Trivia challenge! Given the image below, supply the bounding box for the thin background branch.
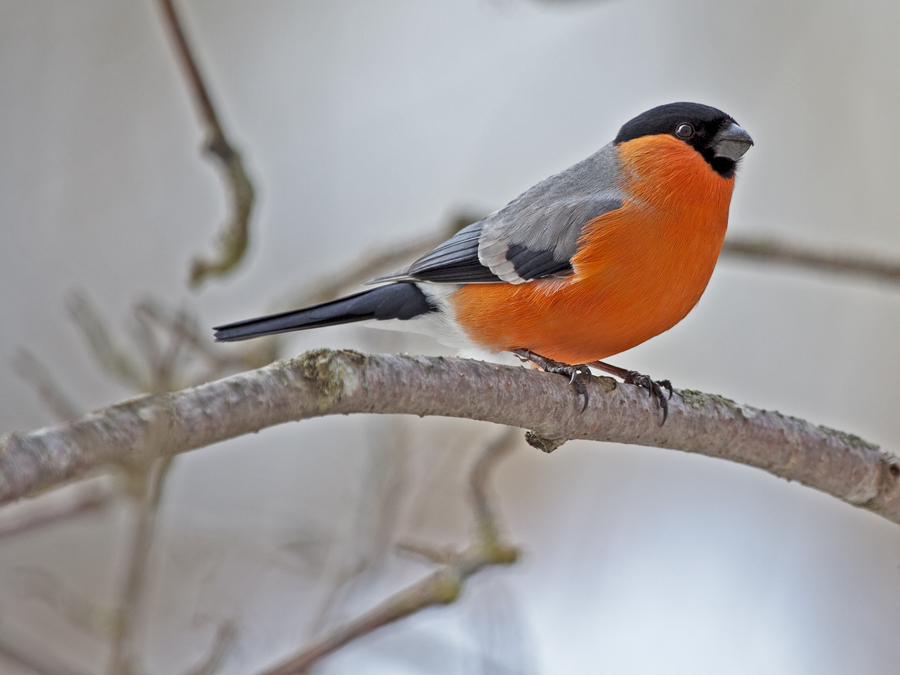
[106,457,173,675]
[0,475,115,541]
[157,0,256,287]
[14,351,82,423]
[258,427,520,675]
[721,235,900,284]
[0,631,86,675]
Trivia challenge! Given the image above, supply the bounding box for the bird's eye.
[675,123,694,139]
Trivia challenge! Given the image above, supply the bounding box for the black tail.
[213,282,437,342]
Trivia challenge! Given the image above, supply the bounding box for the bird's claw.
[623,371,671,424]
[513,349,592,412]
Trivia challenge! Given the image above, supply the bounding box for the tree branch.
[14,351,83,423]
[721,235,900,284]
[1,350,898,525]
[283,212,479,309]
[0,630,86,675]
[157,0,256,287]
[0,475,115,540]
[106,457,174,675]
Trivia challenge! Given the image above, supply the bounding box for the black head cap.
[614,102,752,179]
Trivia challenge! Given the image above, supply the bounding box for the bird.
[214,102,753,422]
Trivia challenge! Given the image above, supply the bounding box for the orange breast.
[450,135,736,364]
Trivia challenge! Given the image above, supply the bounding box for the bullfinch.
[214,102,753,420]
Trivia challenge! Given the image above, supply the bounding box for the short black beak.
[713,122,753,161]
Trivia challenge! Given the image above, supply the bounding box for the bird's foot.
[512,348,592,412]
[623,371,673,424]
[590,360,673,425]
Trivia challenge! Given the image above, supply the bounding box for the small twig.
[156,0,256,287]
[106,457,175,675]
[0,631,86,675]
[469,427,518,546]
[721,235,900,284]
[287,212,477,309]
[148,308,192,391]
[0,475,115,541]
[14,351,82,422]
[396,541,458,566]
[256,428,519,675]
[16,567,120,639]
[181,621,238,675]
[65,293,256,394]
[67,293,146,391]
[131,305,166,389]
[135,300,263,383]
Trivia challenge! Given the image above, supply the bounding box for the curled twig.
[156,0,256,287]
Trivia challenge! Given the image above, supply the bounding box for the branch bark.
[1,350,898,523]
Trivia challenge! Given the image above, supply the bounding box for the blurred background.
[2,0,900,673]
